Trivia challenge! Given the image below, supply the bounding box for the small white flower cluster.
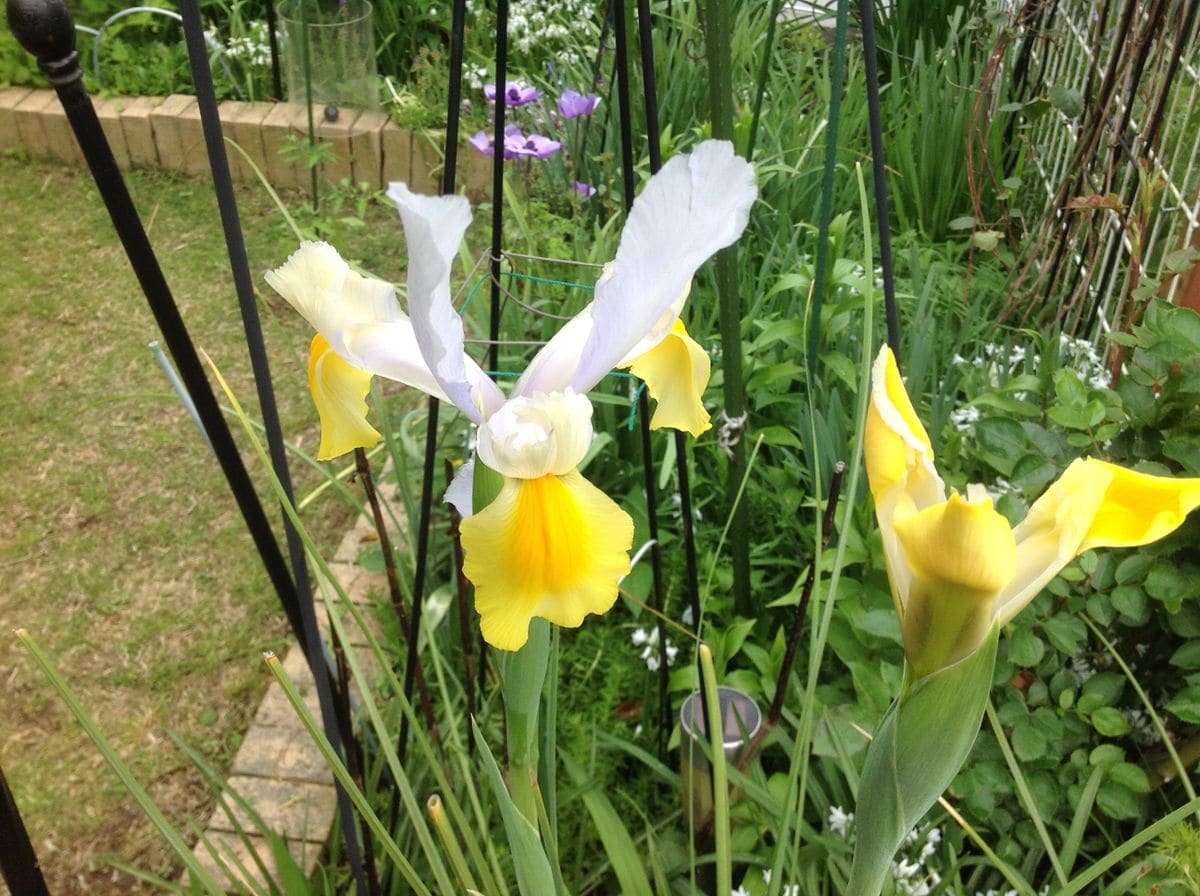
[988,476,1015,500]
[223,21,273,68]
[828,804,854,838]
[888,825,944,896]
[465,63,489,91]
[951,332,1111,438]
[762,869,799,896]
[466,0,598,61]
[1067,655,1097,685]
[1123,707,1162,746]
[1058,334,1110,391]
[949,404,981,433]
[631,626,678,672]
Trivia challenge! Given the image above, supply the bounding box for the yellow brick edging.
[0,88,490,196]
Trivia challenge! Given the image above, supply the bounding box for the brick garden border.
[0,87,491,195]
[189,507,396,888]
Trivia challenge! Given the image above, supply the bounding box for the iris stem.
[500,618,551,825]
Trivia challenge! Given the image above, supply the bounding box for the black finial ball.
[323,105,339,123]
[6,0,76,62]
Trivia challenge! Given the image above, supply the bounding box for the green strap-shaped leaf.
[847,626,1000,896]
[471,718,557,895]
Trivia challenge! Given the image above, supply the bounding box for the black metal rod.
[634,0,685,759]
[263,0,283,100]
[441,0,468,197]
[175,2,369,888]
[476,0,510,705]
[398,0,469,769]
[488,0,510,376]
[0,762,49,896]
[5,0,310,657]
[857,0,900,356]
[616,0,713,763]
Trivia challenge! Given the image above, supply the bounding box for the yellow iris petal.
[864,346,936,498]
[1079,458,1200,550]
[894,492,1016,677]
[624,319,712,437]
[461,470,634,651]
[997,457,1200,625]
[307,333,381,460]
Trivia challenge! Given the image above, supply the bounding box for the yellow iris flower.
[866,345,1200,678]
[266,141,757,650]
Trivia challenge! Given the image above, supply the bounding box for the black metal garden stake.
[857,0,901,356]
[0,761,50,896]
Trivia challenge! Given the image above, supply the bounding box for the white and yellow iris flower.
[867,345,1200,678]
[266,140,757,650]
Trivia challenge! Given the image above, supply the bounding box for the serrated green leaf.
[1008,628,1045,667]
[1090,744,1124,767]
[1109,762,1151,794]
[1145,565,1194,613]
[1111,586,1149,624]
[1012,721,1047,762]
[1049,85,1084,117]
[1096,782,1139,819]
[1167,685,1200,723]
[1091,706,1131,736]
[1115,554,1155,585]
[1042,615,1087,655]
[1170,641,1200,669]
[1081,672,1125,709]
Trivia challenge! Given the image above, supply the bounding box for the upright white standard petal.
[566,140,757,392]
[513,308,594,397]
[388,183,506,421]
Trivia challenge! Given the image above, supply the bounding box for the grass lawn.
[0,151,404,894]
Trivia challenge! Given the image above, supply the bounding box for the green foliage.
[0,27,41,88]
[926,301,1200,882]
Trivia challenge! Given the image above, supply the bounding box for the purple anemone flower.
[467,131,495,157]
[483,81,543,106]
[469,127,561,160]
[572,181,597,199]
[557,89,600,119]
[503,125,561,160]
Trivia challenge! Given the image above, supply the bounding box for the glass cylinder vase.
[280,0,378,112]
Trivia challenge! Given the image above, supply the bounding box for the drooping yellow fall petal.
[624,319,712,437]
[996,457,1200,626]
[307,333,380,460]
[893,491,1015,676]
[461,470,634,651]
